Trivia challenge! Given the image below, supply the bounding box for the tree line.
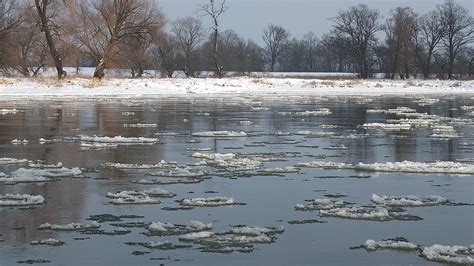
[0,0,472,79]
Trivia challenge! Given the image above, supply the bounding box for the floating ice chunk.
[0,158,29,165]
[371,194,448,207]
[192,131,248,137]
[0,194,45,206]
[296,161,353,169]
[320,207,391,221]
[230,226,285,236]
[102,160,177,169]
[296,199,347,211]
[79,135,159,144]
[142,241,191,250]
[28,162,63,168]
[0,108,18,115]
[80,143,118,150]
[30,238,64,246]
[279,109,331,116]
[123,123,157,128]
[355,161,474,174]
[39,221,100,231]
[149,167,207,178]
[260,167,300,174]
[147,221,212,236]
[0,167,82,184]
[296,131,336,137]
[362,238,418,251]
[239,121,253,126]
[109,196,160,205]
[192,152,262,171]
[386,107,417,115]
[180,197,237,207]
[430,125,459,139]
[324,144,349,150]
[143,188,176,198]
[422,244,474,264]
[11,139,28,145]
[179,231,215,241]
[132,177,202,185]
[362,123,412,131]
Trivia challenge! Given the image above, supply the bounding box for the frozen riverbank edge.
[0,77,473,99]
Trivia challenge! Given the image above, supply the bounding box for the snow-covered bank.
[0,77,473,99]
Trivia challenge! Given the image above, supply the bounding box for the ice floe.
[361,123,412,131]
[11,139,28,145]
[106,188,175,205]
[146,221,212,236]
[0,108,18,115]
[355,161,474,174]
[0,158,29,165]
[295,199,348,211]
[296,161,353,169]
[371,194,448,207]
[0,167,82,184]
[102,161,177,169]
[192,152,262,171]
[278,109,331,116]
[79,135,159,144]
[319,206,422,221]
[421,244,474,264]
[0,194,45,206]
[30,238,65,246]
[123,123,157,128]
[192,131,248,137]
[39,221,101,231]
[179,197,237,207]
[356,237,418,251]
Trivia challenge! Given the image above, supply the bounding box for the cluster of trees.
[0,0,472,79]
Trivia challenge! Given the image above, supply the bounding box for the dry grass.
[404,80,425,88]
[374,83,384,88]
[344,80,362,87]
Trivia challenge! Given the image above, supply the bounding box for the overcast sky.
[158,0,473,43]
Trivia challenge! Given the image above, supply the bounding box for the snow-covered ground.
[0,77,473,99]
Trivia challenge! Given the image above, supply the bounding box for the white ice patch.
[0,194,45,206]
[230,226,285,236]
[362,123,412,131]
[80,142,118,150]
[147,221,212,235]
[0,167,82,184]
[179,231,215,241]
[363,238,418,251]
[260,167,300,174]
[11,139,28,145]
[296,198,347,211]
[30,238,64,246]
[79,135,159,144]
[296,161,353,169]
[0,158,29,165]
[106,188,174,204]
[355,161,474,174]
[123,123,157,128]
[180,197,236,207]
[320,206,391,221]
[192,152,262,171]
[102,160,177,169]
[422,244,474,264]
[239,121,253,126]
[192,131,248,137]
[0,108,18,115]
[39,221,100,231]
[371,194,448,207]
[149,167,207,178]
[279,109,331,116]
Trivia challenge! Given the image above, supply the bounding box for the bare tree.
[34,0,66,79]
[302,32,319,72]
[331,4,381,79]
[152,33,179,78]
[438,0,473,79]
[76,0,165,79]
[198,0,226,78]
[172,16,204,77]
[0,0,22,72]
[415,9,445,79]
[262,24,289,72]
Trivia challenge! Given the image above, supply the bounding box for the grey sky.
[158,0,473,43]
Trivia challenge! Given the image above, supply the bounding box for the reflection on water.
[0,95,473,265]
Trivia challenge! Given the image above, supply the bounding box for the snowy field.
[0,90,473,265]
[0,77,473,99]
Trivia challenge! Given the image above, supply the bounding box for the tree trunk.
[34,0,65,80]
[93,59,106,79]
[212,26,223,78]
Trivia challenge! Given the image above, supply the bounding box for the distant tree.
[0,0,22,73]
[198,0,226,78]
[415,9,445,79]
[262,24,289,72]
[34,0,66,79]
[152,33,179,78]
[76,0,165,79]
[384,7,418,79]
[331,4,381,78]
[172,16,204,77]
[302,32,319,72]
[438,0,474,79]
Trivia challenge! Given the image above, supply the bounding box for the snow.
[1,78,473,99]
[0,193,45,206]
[355,161,474,174]
[371,194,448,207]
[39,221,100,231]
[363,238,418,251]
[192,131,248,137]
[422,244,474,264]
[180,197,237,207]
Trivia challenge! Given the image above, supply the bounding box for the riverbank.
[0,77,473,99]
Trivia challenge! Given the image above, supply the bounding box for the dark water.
[0,95,473,266]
